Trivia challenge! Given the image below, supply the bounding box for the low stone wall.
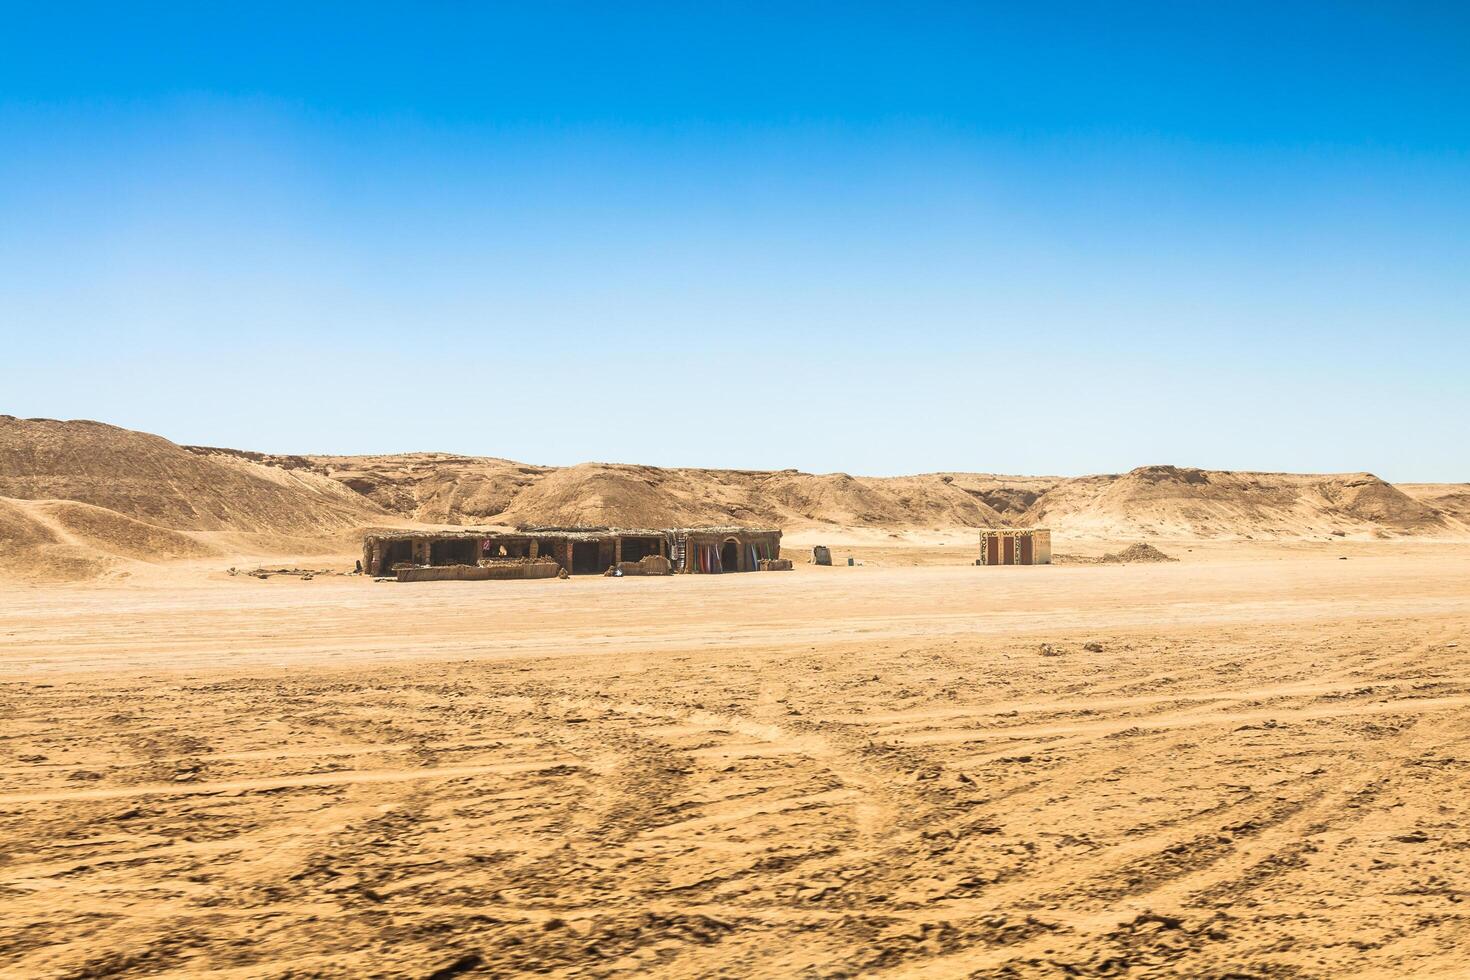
[760,558,794,571]
[611,555,674,576]
[395,560,561,583]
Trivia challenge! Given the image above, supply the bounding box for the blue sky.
[2,3,1467,479]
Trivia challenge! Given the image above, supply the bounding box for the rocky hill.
[1,417,1464,580]
[311,454,1463,541]
[1012,465,1454,539]
[309,455,1008,530]
[0,416,385,580]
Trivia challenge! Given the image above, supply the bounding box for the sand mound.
[1101,542,1178,563]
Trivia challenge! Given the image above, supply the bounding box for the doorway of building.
[378,540,413,574]
[1019,535,1034,565]
[1002,537,1016,565]
[571,541,601,575]
[720,539,740,573]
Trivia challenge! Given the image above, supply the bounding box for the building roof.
[365,525,781,544]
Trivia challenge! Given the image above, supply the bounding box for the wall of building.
[978,530,1052,566]
[679,531,782,572]
[369,529,778,577]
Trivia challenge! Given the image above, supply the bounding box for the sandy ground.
[3,544,1470,977]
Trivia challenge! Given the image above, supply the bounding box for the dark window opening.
[430,539,478,566]
[484,539,531,559]
[620,536,662,562]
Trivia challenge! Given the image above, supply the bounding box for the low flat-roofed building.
[362,526,782,578]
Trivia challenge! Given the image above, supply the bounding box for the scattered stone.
[1054,543,1178,565]
[238,567,341,580]
[1083,642,1104,652]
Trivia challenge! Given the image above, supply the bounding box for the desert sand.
[5,540,1470,977]
[5,416,1470,976]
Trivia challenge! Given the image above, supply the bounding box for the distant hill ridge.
[0,416,1464,580]
[312,453,1462,540]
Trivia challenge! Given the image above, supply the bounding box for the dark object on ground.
[425,953,485,980]
[1084,641,1104,652]
[812,546,832,566]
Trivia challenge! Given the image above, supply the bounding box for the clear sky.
[2,3,1467,480]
